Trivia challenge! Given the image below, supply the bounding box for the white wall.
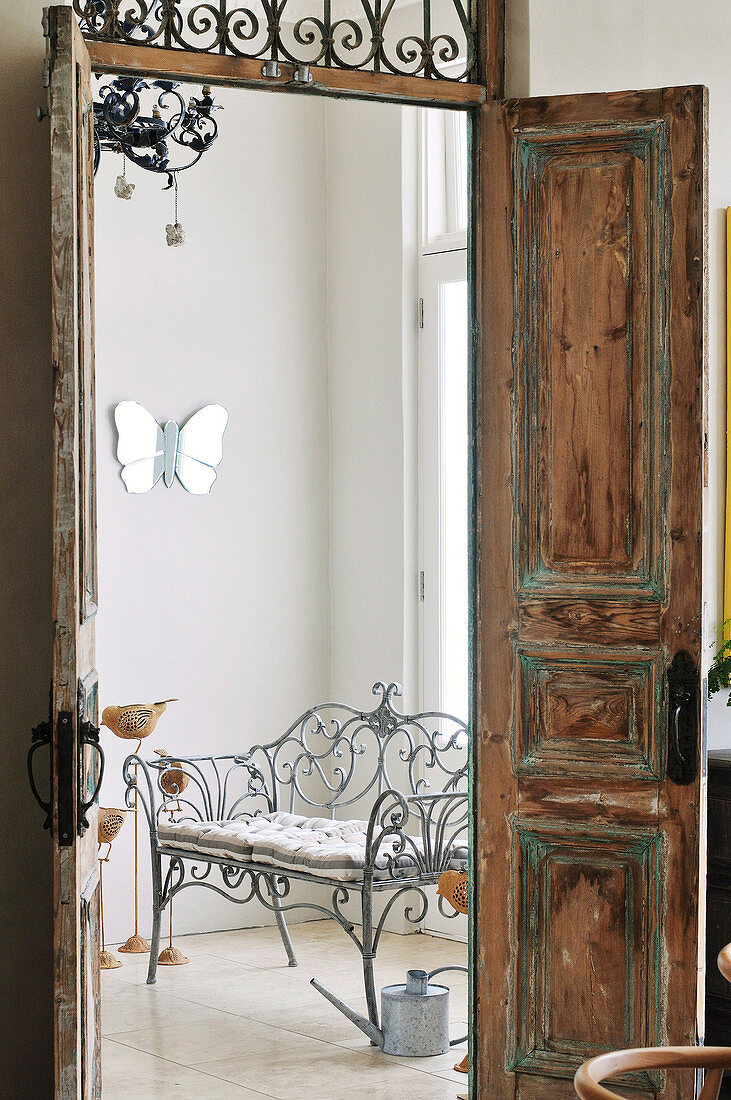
[508,0,731,752]
[325,100,420,716]
[96,87,420,943]
[95,86,333,941]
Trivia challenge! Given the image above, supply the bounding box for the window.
[418,108,469,721]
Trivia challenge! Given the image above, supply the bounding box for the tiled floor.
[102,921,469,1098]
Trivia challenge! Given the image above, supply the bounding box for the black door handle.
[27,720,52,830]
[78,717,104,834]
[667,650,699,785]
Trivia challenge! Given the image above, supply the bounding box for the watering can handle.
[428,966,469,1048]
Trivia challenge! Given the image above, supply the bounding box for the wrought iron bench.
[125,681,468,1027]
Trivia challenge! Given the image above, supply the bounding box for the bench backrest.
[138,681,468,825]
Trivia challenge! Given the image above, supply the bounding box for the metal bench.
[125,681,468,1028]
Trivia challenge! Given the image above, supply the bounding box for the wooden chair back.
[573,1046,731,1100]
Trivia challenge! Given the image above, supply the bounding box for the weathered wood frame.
[50,10,102,1097]
[57,7,707,1100]
[82,0,505,106]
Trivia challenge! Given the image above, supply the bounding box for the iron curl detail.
[93,75,222,182]
[74,0,476,82]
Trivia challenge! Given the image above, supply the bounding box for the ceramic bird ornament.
[101,699,177,750]
[436,869,468,915]
[98,807,126,863]
[98,807,126,848]
[154,747,190,817]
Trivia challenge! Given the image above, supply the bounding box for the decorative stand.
[99,855,122,969]
[98,807,127,969]
[436,869,469,1086]
[158,871,188,966]
[118,752,150,954]
[100,704,177,956]
[155,751,190,966]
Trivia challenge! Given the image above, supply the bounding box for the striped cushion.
[158,811,467,883]
[157,819,255,861]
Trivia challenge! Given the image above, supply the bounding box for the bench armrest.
[364,788,468,878]
[122,751,274,840]
[123,753,160,844]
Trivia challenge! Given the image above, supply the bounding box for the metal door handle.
[78,717,104,833]
[667,651,698,785]
[27,720,52,830]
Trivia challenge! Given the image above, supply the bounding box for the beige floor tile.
[102,924,472,1098]
[101,980,218,1035]
[165,966,330,1017]
[192,1042,461,1100]
[111,952,259,992]
[109,1013,318,1066]
[343,1036,469,1082]
[238,997,372,1045]
[101,1039,269,1097]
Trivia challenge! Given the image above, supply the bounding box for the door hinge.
[418,298,424,329]
[419,570,425,601]
[39,11,53,121]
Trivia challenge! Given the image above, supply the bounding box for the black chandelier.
[93,76,222,243]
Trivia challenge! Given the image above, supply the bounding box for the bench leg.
[361,874,379,1029]
[266,874,297,967]
[146,852,162,985]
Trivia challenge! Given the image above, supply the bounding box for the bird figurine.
[101,699,177,751]
[436,869,468,915]
[98,807,126,859]
[101,697,176,956]
[154,747,189,817]
[97,808,127,970]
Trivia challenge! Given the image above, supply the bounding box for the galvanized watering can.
[310,966,467,1057]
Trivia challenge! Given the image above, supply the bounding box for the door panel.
[49,7,101,1097]
[475,88,706,1098]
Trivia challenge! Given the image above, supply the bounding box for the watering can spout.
[310,978,384,1048]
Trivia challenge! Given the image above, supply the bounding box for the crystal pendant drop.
[114,174,134,200]
[165,222,186,247]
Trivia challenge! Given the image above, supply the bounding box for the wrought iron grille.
[74,0,476,82]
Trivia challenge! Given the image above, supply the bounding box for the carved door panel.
[49,8,102,1098]
[475,88,706,1098]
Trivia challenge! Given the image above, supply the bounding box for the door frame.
[55,7,504,1097]
[52,8,709,1100]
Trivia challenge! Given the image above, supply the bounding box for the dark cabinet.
[707,750,730,1067]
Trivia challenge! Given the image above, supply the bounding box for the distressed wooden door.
[474,88,706,1099]
[49,7,102,1097]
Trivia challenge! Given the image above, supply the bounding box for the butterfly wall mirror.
[114,402,228,494]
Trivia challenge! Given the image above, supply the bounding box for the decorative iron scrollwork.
[74,0,476,83]
[93,77,221,183]
[79,717,105,832]
[28,711,105,840]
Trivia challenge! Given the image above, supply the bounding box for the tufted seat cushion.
[157,810,467,883]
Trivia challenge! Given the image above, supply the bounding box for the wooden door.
[49,8,102,1097]
[474,88,706,1099]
